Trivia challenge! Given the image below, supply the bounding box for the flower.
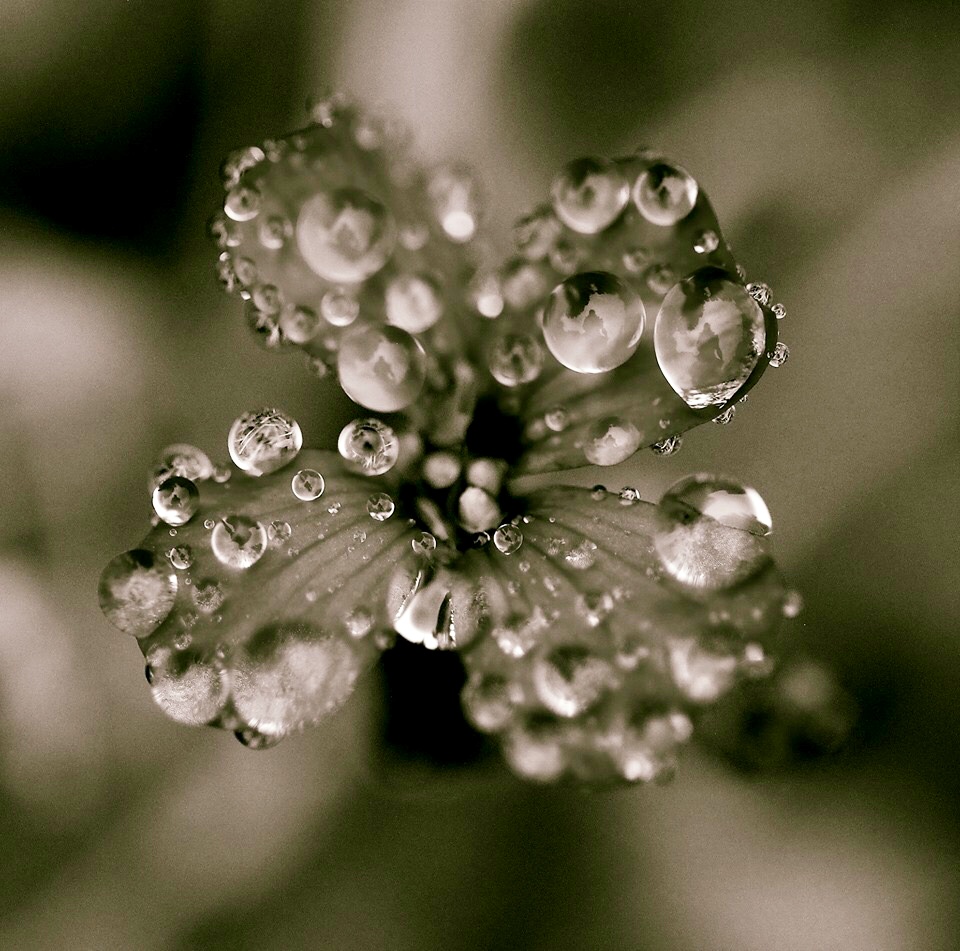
[99,94,799,783]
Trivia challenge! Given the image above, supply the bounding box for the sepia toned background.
[1,1,958,948]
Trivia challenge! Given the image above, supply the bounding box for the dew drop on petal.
[551,157,630,234]
[320,289,360,327]
[693,229,719,254]
[712,405,737,425]
[493,524,523,555]
[210,515,268,569]
[291,468,325,501]
[651,434,682,456]
[193,578,224,614]
[337,417,399,476]
[235,727,281,749]
[152,476,200,526]
[146,645,228,726]
[661,473,772,536]
[366,492,395,521]
[227,408,303,476]
[468,272,505,318]
[279,305,321,344]
[268,519,293,543]
[167,545,193,570]
[224,184,262,222]
[583,416,642,466]
[513,206,562,261]
[633,162,698,226]
[462,672,516,732]
[768,341,790,367]
[296,188,395,283]
[488,333,544,387]
[337,324,426,412]
[543,271,645,373]
[782,589,804,618]
[746,282,772,306]
[654,268,767,410]
[150,443,213,490]
[411,532,437,556]
[668,637,738,703]
[345,608,375,639]
[504,718,567,782]
[532,645,613,717]
[385,273,443,334]
[427,164,480,242]
[98,550,178,636]
[544,406,569,432]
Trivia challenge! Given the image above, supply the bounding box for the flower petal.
[100,450,421,743]
[456,483,789,783]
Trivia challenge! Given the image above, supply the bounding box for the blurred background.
[1,0,958,948]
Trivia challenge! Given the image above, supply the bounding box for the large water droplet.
[660,473,772,536]
[296,188,395,283]
[291,468,325,501]
[654,268,766,409]
[583,417,642,466]
[146,645,228,726]
[488,333,544,387]
[99,549,178,637]
[543,271,645,373]
[152,476,199,527]
[337,324,426,412]
[227,408,303,476]
[532,645,613,717]
[210,515,268,569]
[633,162,698,226]
[551,157,629,234]
[385,273,443,334]
[337,417,399,475]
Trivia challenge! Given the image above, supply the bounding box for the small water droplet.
[645,263,676,295]
[746,282,772,306]
[98,550,178,636]
[296,188,395,283]
[633,162,698,226]
[462,672,516,732]
[712,405,737,425]
[326,501,342,515]
[513,205,562,261]
[279,305,321,344]
[619,486,641,505]
[768,341,790,367]
[488,333,544,387]
[150,444,213,490]
[427,164,480,242]
[337,417,399,476]
[224,184,261,222]
[493,524,523,554]
[584,417,642,466]
[166,545,193,570]
[652,434,682,456]
[621,246,651,272]
[772,302,787,320]
[385,273,443,334]
[291,468,325,501]
[782,589,804,618]
[590,485,608,501]
[668,637,738,702]
[152,476,200,526]
[693,229,719,254]
[412,532,437,556]
[366,492,395,521]
[337,324,426,412]
[210,516,268,569]
[220,145,265,188]
[227,408,303,476]
[564,539,598,570]
[235,727,281,750]
[544,406,569,432]
[203,518,216,530]
[543,271,645,373]
[532,645,613,717]
[268,519,293,542]
[345,608,375,638]
[551,157,629,234]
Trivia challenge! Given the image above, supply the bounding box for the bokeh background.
[1,1,958,948]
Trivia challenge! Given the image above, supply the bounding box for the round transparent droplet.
[167,545,193,570]
[268,519,293,542]
[366,492,395,521]
[661,473,772,536]
[147,645,228,726]
[411,532,437,556]
[99,550,178,636]
[583,417,642,466]
[224,184,261,222]
[150,444,213,490]
[320,289,360,327]
[258,214,292,250]
[768,341,790,367]
[551,157,629,234]
[462,672,515,732]
[468,272,504,319]
[493,524,523,555]
[279,305,321,344]
[633,162,698,226]
[337,417,399,476]
[296,187,396,283]
[385,273,443,334]
[514,205,563,261]
[488,333,544,387]
[651,434,682,456]
[693,229,719,254]
[654,268,767,409]
[192,578,224,613]
[427,164,480,243]
[210,515,268,570]
[337,324,426,412]
[544,406,569,432]
[290,468,325,502]
[543,271,645,373]
[227,408,303,476]
[152,476,200,527]
[532,645,613,717]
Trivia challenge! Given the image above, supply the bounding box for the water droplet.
[258,214,292,250]
[584,417,642,466]
[668,637,738,702]
[712,405,737,425]
[501,260,550,310]
[462,672,516,732]
[167,545,193,570]
[203,518,216,530]
[782,589,804,618]
[493,524,523,554]
[654,268,767,409]
[632,162,698,226]
[385,273,443,334]
[296,188,395,283]
[652,434,682,456]
[227,408,303,476]
[590,485,608,501]
[427,164,480,242]
[532,645,613,717]
[564,539,598,570]
[268,519,293,543]
[772,302,787,320]
[621,246,650,273]
[504,717,566,781]
[544,406,569,432]
[98,550,178,636]
[468,272,504,318]
[661,473,772,536]
[337,417,399,475]
[768,341,790,367]
[224,184,262,222]
[152,476,199,526]
[513,205,562,261]
[746,282,772,306]
[291,468,325,501]
[279,305,321,344]
[326,501,342,515]
[549,239,582,275]
[645,263,676,295]
[337,324,426,412]
[193,578,224,613]
[399,222,429,250]
[220,145,265,188]
[411,532,437,556]
[345,608,375,638]
[150,444,213,490]
[488,333,544,387]
[693,229,719,254]
[366,492,395,521]
[208,213,241,248]
[551,157,629,234]
[210,516,268,569]
[543,271,645,373]
[319,289,360,327]
[235,727,281,750]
